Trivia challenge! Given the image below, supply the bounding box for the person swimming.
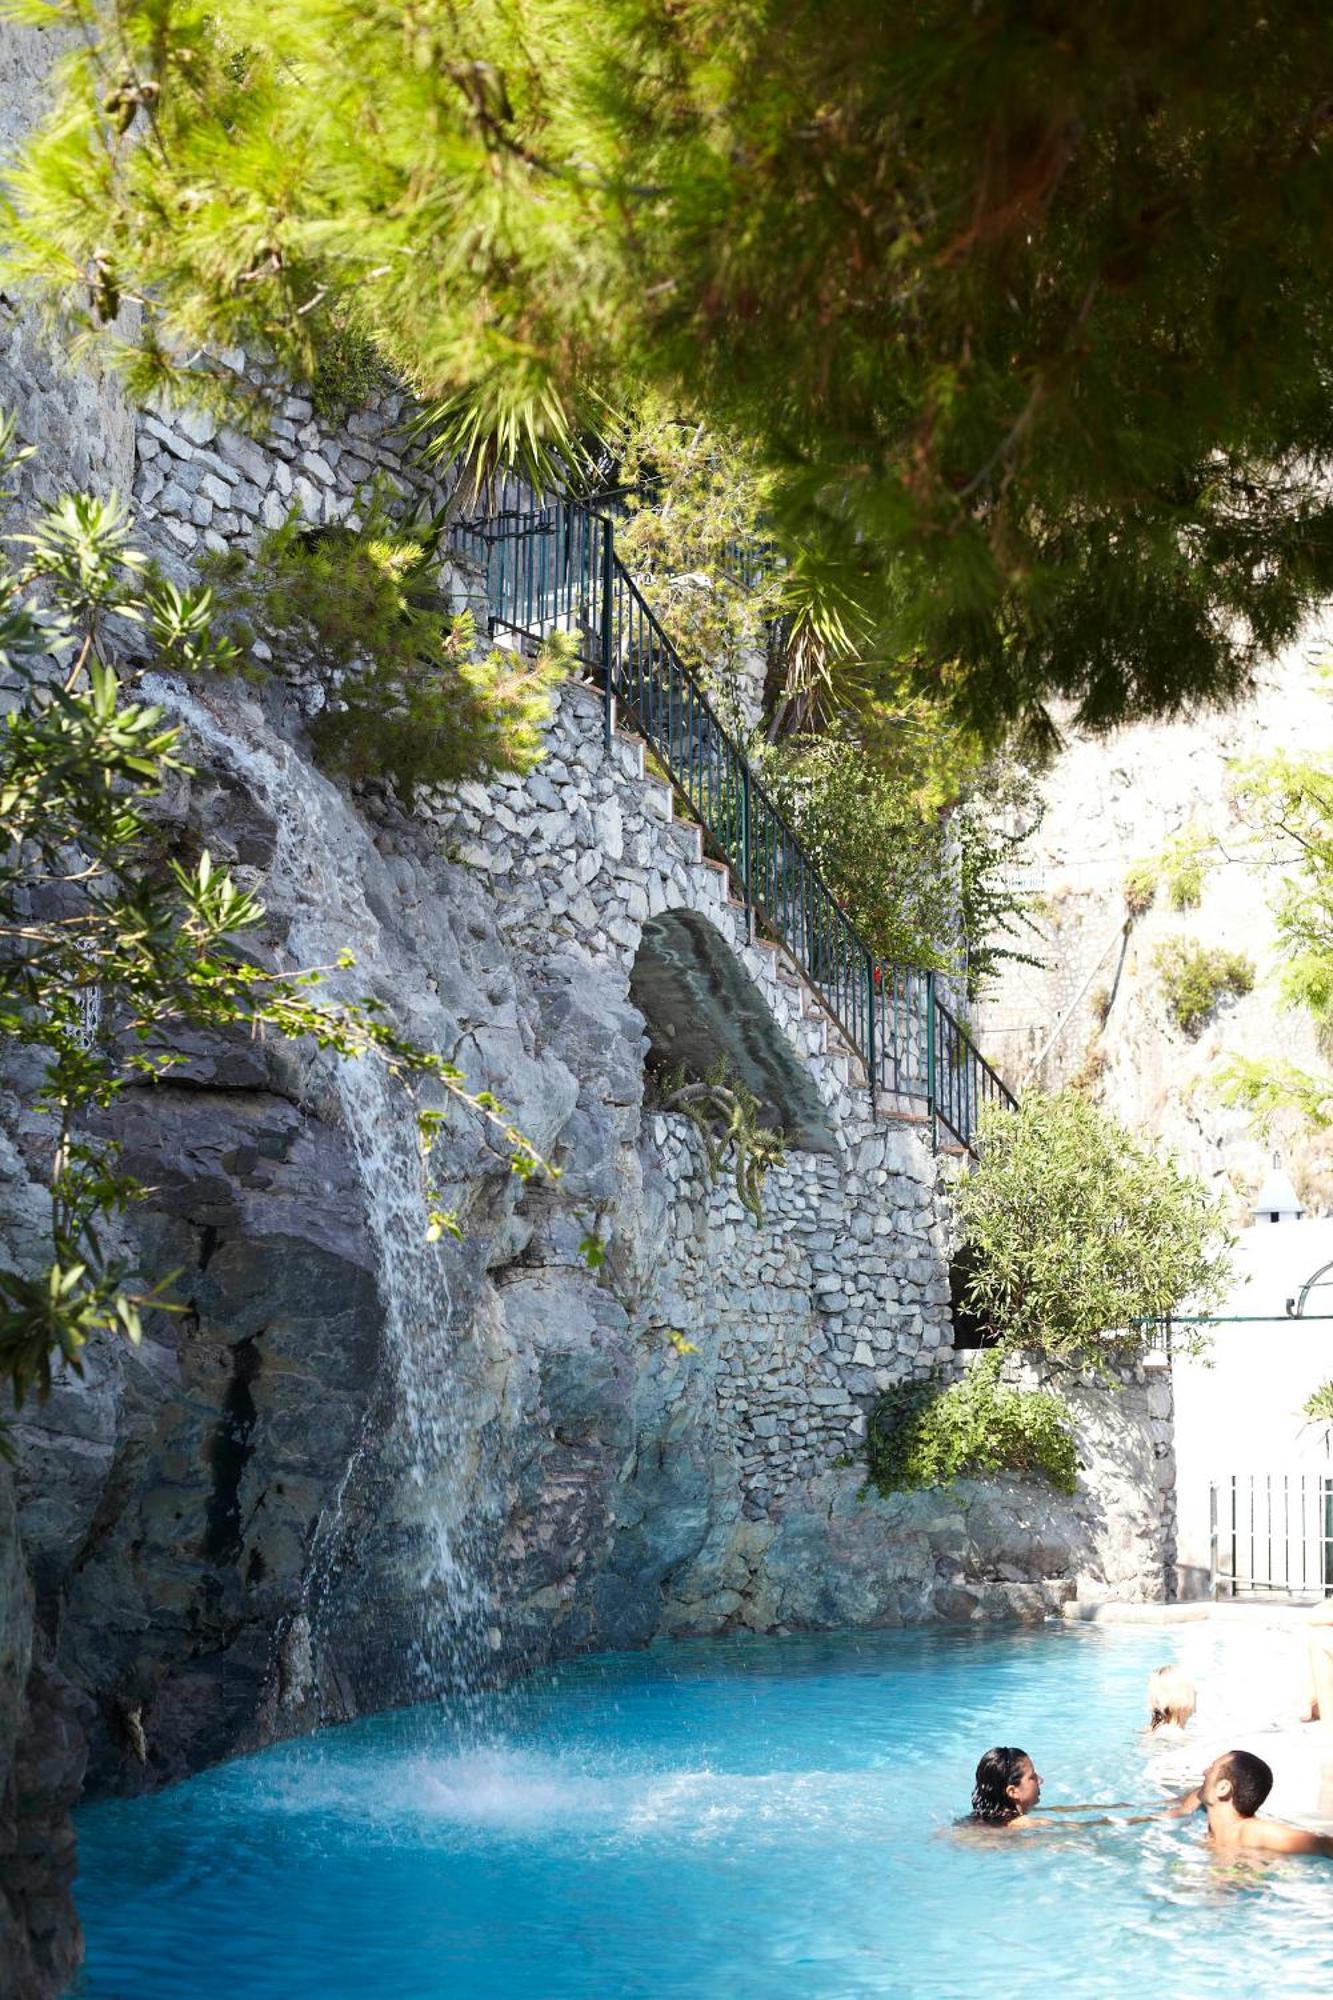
[969,1746,1044,1829]
[1174,1749,1333,1857]
[1146,1664,1196,1734]
[962,1747,1139,1837]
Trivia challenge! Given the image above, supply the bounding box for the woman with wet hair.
[964,1748,1134,1835]
[970,1745,1043,1827]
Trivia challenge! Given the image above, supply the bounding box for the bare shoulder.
[948,1815,1048,1844]
[1243,1818,1333,1857]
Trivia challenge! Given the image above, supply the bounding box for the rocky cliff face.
[974,635,1333,1203]
[0,26,1175,1998]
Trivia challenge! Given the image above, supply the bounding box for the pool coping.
[1063,1599,1327,1629]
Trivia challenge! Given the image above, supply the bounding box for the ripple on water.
[72,1625,1333,2000]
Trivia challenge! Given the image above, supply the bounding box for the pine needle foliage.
[206,509,569,803]
[8,4,1333,738]
[0,419,551,1430]
[865,1352,1077,1497]
[607,405,783,675]
[309,319,391,425]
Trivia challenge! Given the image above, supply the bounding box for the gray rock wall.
[0,27,137,519]
[3,623,1176,1789]
[1,23,138,1994]
[0,437,1179,2000]
[973,637,1333,1204]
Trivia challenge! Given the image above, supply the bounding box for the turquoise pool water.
[71,1624,1333,2000]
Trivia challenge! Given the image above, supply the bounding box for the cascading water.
[143,674,504,1706]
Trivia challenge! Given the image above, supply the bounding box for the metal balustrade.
[1210,1474,1333,1599]
[448,495,1016,1152]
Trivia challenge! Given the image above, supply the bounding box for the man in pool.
[1175,1749,1333,1857]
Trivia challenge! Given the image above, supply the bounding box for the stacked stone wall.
[131,376,448,577]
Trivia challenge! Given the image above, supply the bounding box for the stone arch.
[630,908,839,1151]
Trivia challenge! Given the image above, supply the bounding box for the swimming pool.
[70,1623,1333,2000]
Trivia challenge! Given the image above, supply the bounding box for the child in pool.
[1174,1749,1333,1857]
[1146,1664,1196,1736]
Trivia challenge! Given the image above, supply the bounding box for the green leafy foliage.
[309,319,390,425]
[0,419,551,1428]
[1303,1380,1333,1425]
[1123,861,1157,918]
[657,1060,786,1223]
[603,406,1045,981]
[758,728,956,970]
[1221,731,1333,1123]
[609,404,779,704]
[1153,937,1254,1038]
[759,729,1043,987]
[864,1351,1077,1496]
[206,509,569,802]
[1159,827,1213,913]
[953,1092,1232,1369]
[577,1227,608,1270]
[9,4,1333,739]
[956,771,1047,997]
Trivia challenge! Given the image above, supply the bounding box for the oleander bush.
[953,1091,1231,1370]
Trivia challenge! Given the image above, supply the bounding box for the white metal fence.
[1210,1473,1333,1599]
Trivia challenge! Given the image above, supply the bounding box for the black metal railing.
[448,495,1016,1151]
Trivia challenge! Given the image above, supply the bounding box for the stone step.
[610,731,646,782]
[696,856,734,898]
[665,819,703,865]
[875,1093,930,1126]
[640,780,674,824]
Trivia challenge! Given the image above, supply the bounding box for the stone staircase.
[599,699,930,1125]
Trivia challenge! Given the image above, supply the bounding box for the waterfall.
[143,674,501,1703]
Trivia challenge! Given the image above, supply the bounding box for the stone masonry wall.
[1,24,138,1996]
[133,372,448,580]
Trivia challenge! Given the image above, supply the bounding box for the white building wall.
[1174,1216,1333,1596]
